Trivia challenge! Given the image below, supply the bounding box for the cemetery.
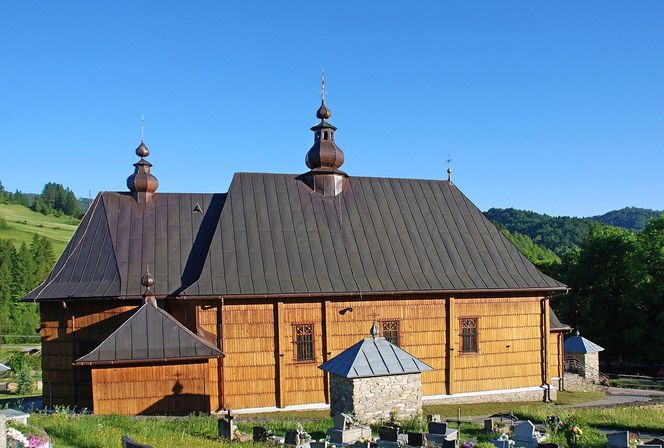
[1,395,663,447]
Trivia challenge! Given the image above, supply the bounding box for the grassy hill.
[0,203,78,255]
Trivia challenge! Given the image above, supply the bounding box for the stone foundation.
[330,373,422,424]
[423,385,556,405]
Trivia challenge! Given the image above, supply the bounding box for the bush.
[6,351,30,372]
[0,217,8,230]
[16,364,33,394]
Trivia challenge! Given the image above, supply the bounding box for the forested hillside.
[485,206,663,256]
[0,180,81,337]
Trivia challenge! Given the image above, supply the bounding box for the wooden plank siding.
[41,294,557,413]
[40,301,139,408]
[453,297,544,393]
[91,360,210,415]
[221,302,277,409]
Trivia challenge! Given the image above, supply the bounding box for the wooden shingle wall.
[91,360,210,415]
[453,297,544,393]
[40,301,139,408]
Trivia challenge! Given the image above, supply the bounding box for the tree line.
[543,218,664,369]
[0,180,84,218]
[0,234,55,337]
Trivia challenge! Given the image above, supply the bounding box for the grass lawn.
[0,203,78,255]
[513,403,664,433]
[14,392,663,448]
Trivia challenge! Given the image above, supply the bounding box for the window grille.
[460,317,478,353]
[294,323,315,362]
[381,320,400,346]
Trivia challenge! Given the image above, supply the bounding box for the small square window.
[381,320,400,346]
[293,323,315,362]
[460,317,479,353]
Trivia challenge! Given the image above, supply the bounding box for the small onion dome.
[127,141,159,195]
[135,142,150,158]
[316,100,332,120]
[141,271,154,289]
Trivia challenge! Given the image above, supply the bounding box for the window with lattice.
[460,317,479,353]
[381,320,400,346]
[293,323,315,362]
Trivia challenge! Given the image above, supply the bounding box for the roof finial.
[127,122,159,199]
[141,113,145,143]
[446,154,453,182]
[141,266,155,300]
[321,66,326,102]
[370,311,380,339]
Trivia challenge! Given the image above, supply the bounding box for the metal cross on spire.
[445,153,453,182]
[141,113,145,143]
[321,66,326,102]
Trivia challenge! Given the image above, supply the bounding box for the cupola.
[302,71,348,197]
[127,139,158,202]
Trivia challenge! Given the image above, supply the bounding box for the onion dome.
[127,140,158,198]
[305,99,345,171]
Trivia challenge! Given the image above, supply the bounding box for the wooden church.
[25,87,569,416]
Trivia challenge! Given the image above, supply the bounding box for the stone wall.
[329,373,422,424]
[569,352,601,382]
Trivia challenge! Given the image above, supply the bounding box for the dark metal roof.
[550,308,571,332]
[25,173,566,301]
[564,333,604,354]
[74,301,222,366]
[319,337,433,378]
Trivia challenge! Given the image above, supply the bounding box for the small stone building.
[319,324,432,424]
[564,330,604,382]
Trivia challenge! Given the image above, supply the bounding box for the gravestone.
[607,431,630,448]
[645,439,664,448]
[122,435,154,448]
[513,421,538,448]
[0,409,29,426]
[427,421,458,446]
[407,432,427,447]
[253,426,271,443]
[328,413,371,444]
[378,426,400,448]
[285,425,312,448]
[0,415,6,448]
[218,411,236,440]
[492,440,511,448]
[484,418,495,433]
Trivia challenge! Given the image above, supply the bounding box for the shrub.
[16,364,33,394]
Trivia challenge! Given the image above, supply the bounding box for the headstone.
[379,426,399,442]
[427,421,458,445]
[645,439,664,448]
[328,413,372,444]
[253,426,270,442]
[218,410,236,440]
[0,416,6,448]
[122,435,154,448]
[607,431,630,448]
[513,421,538,448]
[407,432,426,447]
[484,418,495,433]
[285,430,301,446]
[537,443,559,448]
[0,409,29,426]
[333,413,353,430]
[428,422,448,435]
[492,441,510,448]
[442,440,458,448]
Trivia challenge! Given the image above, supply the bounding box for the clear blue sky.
[1,1,663,217]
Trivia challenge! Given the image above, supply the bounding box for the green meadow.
[0,203,78,255]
